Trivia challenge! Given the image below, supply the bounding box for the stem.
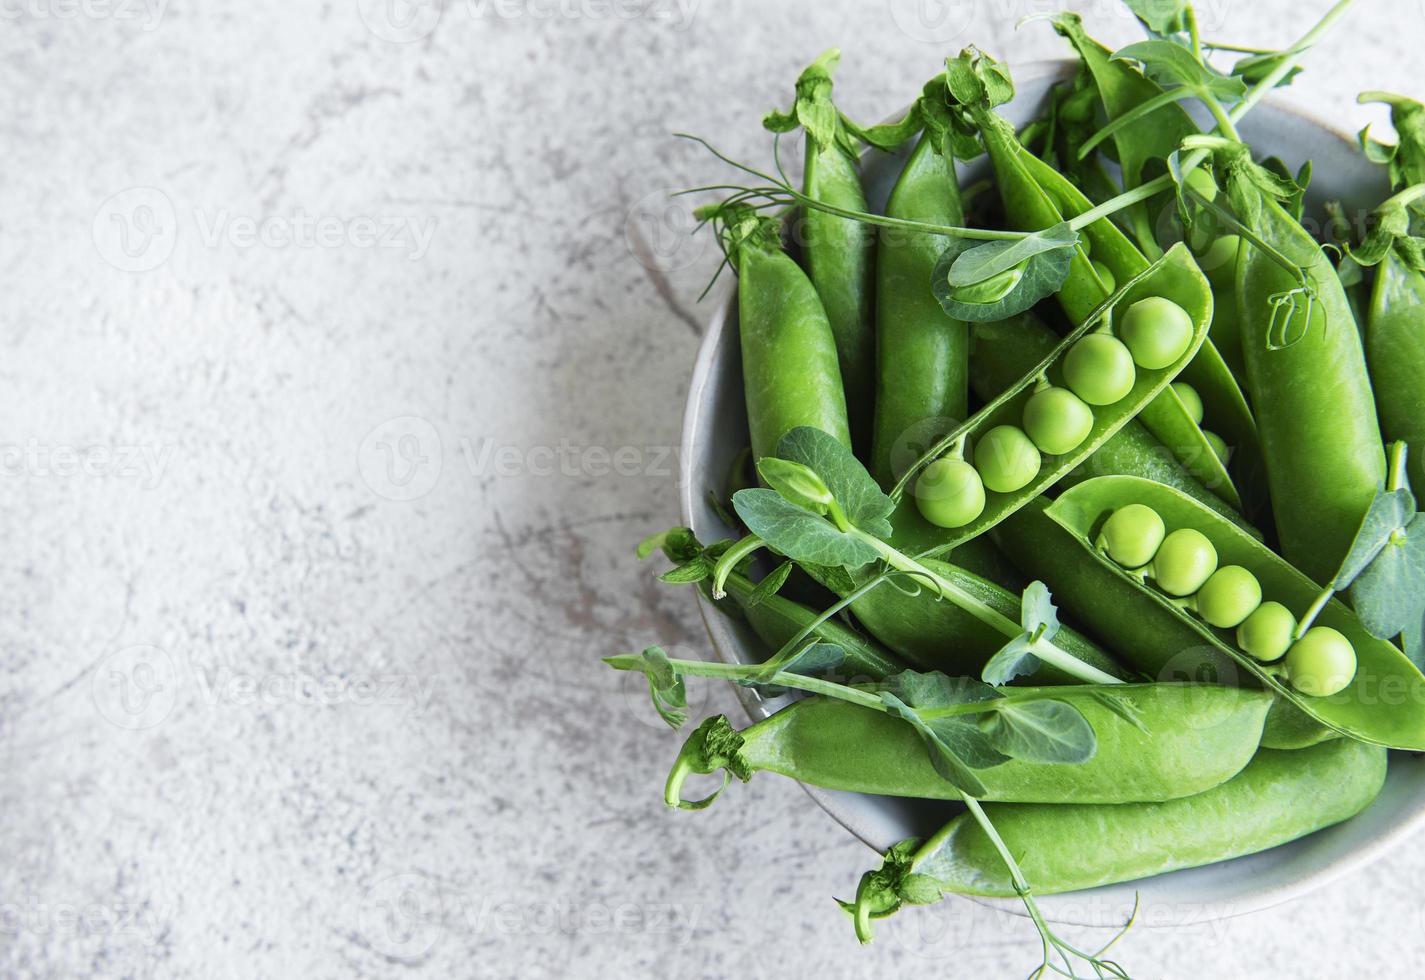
[711,534,764,600]
[1388,441,1408,493]
[757,569,893,674]
[1295,587,1334,639]
[605,653,887,711]
[853,530,1124,686]
[1204,93,1242,143]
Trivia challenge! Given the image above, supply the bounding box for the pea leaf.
[1232,51,1303,90]
[745,561,793,607]
[980,699,1097,764]
[1112,40,1247,102]
[762,49,858,158]
[756,457,834,514]
[980,635,1040,687]
[1120,0,1190,36]
[733,488,879,569]
[946,223,1077,287]
[879,670,1003,710]
[923,716,1011,770]
[1019,580,1061,640]
[1358,93,1425,191]
[775,426,895,537]
[659,558,713,584]
[932,235,1075,322]
[1350,514,1425,665]
[879,692,989,796]
[1331,485,1418,590]
[622,646,688,729]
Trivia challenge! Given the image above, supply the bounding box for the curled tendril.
[1266,284,1317,350]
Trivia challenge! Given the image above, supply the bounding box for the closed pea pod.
[1218,144,1387,583]
[855,738,1385,904]
[764,50,878,454]
[720,210,852,461]
[1366,248,1425,496]
[1046,476,1425,749]
[664,684,1272,808]
[869,130,969,488]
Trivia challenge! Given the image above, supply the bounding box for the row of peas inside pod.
[1099,503,1358,697]
[915,294,1200,529]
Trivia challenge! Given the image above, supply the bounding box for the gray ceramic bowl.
[678,61,1424,927]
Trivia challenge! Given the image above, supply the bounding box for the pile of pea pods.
[610,2,1425,971]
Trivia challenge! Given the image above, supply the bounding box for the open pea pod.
[1019,151,1262,513]
[974,106,1253,509]
[900,243,1211,558]
[1046,475,1425,750]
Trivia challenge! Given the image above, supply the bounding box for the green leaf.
[879,692,989,796]
[775,426,895,537]
[922,715,1011,769]
[1120,0,1190,35]
[1332,486,1418,589]
[880,670,1003,710]
[746,561,793,607]
[733,488,879,569]
[624,646,689,729]
[1358,93,1425,191]
[1112,40,1247,102]
[756,457,834,514]
[1019,580,1061,641]
[944,46,1014,110]
[980,635,1041,687]
[1350,514,1425,664]
[762,49,857,157]
[980,699,1097,764]
[1232,51,1303,90]
[659,558,712,584]
[946,222,1077,286]
[932,234,1075,322]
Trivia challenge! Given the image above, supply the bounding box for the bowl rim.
[676,57,1423,927]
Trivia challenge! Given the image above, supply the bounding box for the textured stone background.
[2,0,1422,977]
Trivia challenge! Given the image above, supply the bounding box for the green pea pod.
[734,231,853,462]
[802,141,877,455]
[863,738,1385,900]
[665,683,1271,807]
[831,556,1124,683]
[869,134,969,487]
[969,312,1252,531]
[719,568,903,681]
[902,243,1212,557]
[974,108,1254,508]
[1366,250,1425,495]
[1050,12,1198,256]
[1260,695,1340,750]
[1232,183,1386,583]
[1202,240,1249,386]
[1046,476,1425,750]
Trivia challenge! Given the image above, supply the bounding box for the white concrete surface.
[1,1,1422,977]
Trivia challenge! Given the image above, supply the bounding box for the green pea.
[1063,334,1136,406]
[1202,429,1230,465]
[1236,601,1297,662]
[1286,627,1358,697]
[1171,382,1204,425]
[974,425,1041,493]
[1152,527,1218,596]
[1091,260,1116,294]
[1022,386,1094,455]
[916,457,986,529]
[1196,565,1262,628]
[1119,297,1195,370]
[1100,504,1165,569]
